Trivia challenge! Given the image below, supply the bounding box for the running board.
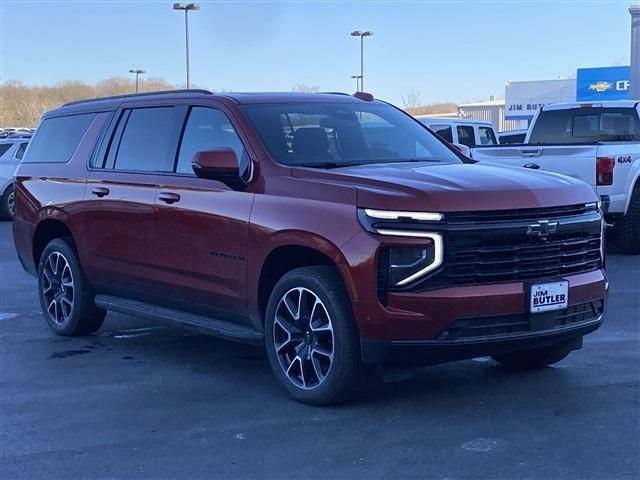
[94,294,263,345]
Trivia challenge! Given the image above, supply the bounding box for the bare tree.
[402,89,423,111]
[292,83,320,93]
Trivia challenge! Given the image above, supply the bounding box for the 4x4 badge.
[527,220,559,239]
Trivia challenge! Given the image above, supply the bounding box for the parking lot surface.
[0,220,638,479]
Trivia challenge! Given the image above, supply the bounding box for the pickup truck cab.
[415,116,498,148]
[13,90,607,405]
[471,101,640,253]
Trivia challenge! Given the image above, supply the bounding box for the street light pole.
[350,30,373,91]
[129,69,145,93]
[173,3,200,89]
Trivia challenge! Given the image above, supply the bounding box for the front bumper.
[359,269,607,366]
[361,313,602,366]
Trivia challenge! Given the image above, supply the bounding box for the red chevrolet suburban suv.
[13,90,607,405]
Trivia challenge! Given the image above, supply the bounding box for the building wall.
[457,104,527,132]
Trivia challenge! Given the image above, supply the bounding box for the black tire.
[37,238,106,336]
[0,185,14,220]
[264,266,366,405]
[614,186,640,254]
[492,340,575,370]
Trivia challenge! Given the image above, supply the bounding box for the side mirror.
[192,148,246,190]
[452,143,471,157]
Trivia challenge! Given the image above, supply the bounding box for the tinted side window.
[456,125,475,147]
[0,144,11,158]
[499,133,526,145]
[15,142,28,160]
[114,107,176,172]
[176,107,249,176]
[478,127,497,145]
[23,113,95,163]
[430,125,453,143]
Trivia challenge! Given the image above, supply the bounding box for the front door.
[153,105,254,320]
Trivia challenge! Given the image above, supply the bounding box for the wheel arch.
[255,239,356,327]
[32,218,76,271]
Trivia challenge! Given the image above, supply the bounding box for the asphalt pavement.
[1,220,638,480]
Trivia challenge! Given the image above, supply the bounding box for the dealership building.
[457,65,632,132]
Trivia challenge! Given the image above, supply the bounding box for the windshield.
[242,102,462,167]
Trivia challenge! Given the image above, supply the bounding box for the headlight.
[359,208,445,287]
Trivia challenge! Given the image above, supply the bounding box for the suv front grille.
[441,231,602,286]
[434,299,604,341]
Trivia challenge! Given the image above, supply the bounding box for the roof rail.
[318,92,350,96]
[62,89,214,107]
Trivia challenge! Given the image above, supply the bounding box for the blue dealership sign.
[576,66,630,101]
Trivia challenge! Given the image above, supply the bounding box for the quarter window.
[23,113,95,163]
[15,142,28,160]
[176,107,249,176]
[113,107,176,172]
[0,144,11,158]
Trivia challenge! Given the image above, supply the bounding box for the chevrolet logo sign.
[588,81,613,93]
[527,220,559,239]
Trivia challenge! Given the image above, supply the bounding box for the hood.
[291,162,598,212]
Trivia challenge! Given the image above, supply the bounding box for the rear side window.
[0,144,11,157]
[430,125,453,143]
[478,126,497,145]
[499,133,527,145]
[23,113,95,163]
[529,107,640,144]
[456,125,475,147]
[113,107,176,172]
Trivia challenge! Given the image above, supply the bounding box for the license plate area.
[529,281,569,314]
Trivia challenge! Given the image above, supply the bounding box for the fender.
[623,158,640,214]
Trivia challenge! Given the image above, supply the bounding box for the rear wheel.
[492,340,575,370]
[0,185,14,220]
[614,186,640,254]
[265,266,366,405]
[38,239,106,336]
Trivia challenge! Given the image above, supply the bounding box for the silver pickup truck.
[471,101,640,253]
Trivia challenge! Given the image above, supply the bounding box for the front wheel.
[492,340,576,370]
[265,266,366,405]
[38,239,106,336]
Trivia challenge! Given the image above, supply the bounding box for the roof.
[458,99,505,108]
[56,89,369,113]
[542,100,639,111]
[415,115,492,126]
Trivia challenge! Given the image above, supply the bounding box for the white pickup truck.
[471,101,640,253]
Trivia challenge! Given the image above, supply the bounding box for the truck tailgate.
[471,145,598,186]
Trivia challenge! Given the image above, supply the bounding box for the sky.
[0,0,635,106]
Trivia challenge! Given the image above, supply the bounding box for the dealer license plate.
[530,281,569,313]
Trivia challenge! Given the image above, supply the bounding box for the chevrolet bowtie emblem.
[527,220,559,239]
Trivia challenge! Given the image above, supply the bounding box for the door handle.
[158,192,181,204]
[91,186,110,197]
[522,163,541,170]
[518,149,542,158]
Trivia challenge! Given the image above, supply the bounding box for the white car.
[471,101,640,253]
[415,116,498,148]
[0,138,30,220]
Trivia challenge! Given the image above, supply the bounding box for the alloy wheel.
[273,287,334,390]
[7,190,14,217]
[42,252,74,324]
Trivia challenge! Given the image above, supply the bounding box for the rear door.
[153,102,254,319]
[82,104,183,296]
